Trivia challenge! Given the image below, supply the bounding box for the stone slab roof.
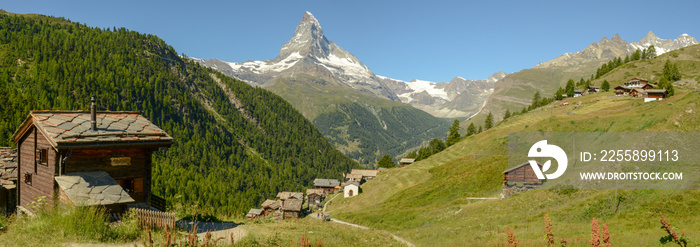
[55,171,135,206]
[276,191,303,200]
[261,199,280,209]
[13,111,173,148]
[282,199,303,211]
[350,169,379,177]
[503,162,542,174]
[0,148,18,189]
[313,178,340,188]
[344,181,360,187]
[399,158,415,164]
[246,208,263,217]
[306,189,325,196]
[645,89,668,94]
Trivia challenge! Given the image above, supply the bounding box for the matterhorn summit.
[194,11,398,101]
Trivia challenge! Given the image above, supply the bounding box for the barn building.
[11,97,172,213]
[502,162,544,197]
[399,158,415,167]
[282,198,303,219]
[305,189,325,206]
[313,179,340,193]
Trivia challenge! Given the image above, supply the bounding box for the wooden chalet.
[11,97,173,213]
[261,199,280,216]
[502,162,545,197]
[282,198,303,219]
[624,77,650,87]
[642,83,655,90]
[313,179,340,193]
[0,148,17,214]
[629,88,644,97]
[644,89,668,102]
[399,158,415,167]
[614,86,631,96]
[587,86,600,93]
[503,162,544,184]
[573,90,583,97]
[305,189,325,206]
[344,173,363,183]
[349,169,379,181]
[246,208,263,220]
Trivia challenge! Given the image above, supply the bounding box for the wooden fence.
[131,208,176,230]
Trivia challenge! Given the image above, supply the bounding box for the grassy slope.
[327,59,700,245]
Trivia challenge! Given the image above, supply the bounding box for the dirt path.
[330,218,414,247]
[321,194,415,247]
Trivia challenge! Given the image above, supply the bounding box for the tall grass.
[0,204,141,246]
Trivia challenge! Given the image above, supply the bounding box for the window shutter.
[133,178,144,193]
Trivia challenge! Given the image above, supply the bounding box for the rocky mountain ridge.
[535,31,698,68]
[379,72,506,118]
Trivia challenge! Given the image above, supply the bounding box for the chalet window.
[36,149,48,166]
[24,172,32,185]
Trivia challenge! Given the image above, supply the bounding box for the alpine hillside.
[194,12,450,165]
[481,31,697,123]
[0,11,358,214]
[326,44,700,246]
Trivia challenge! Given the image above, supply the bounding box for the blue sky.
[4,0,699,82]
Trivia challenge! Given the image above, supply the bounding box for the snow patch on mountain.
[228,52,303,74]
[316,53,373,78]
[398,79,450,102]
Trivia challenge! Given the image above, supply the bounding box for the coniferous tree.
[466,122,476,137]
[601,80,610,92]
[446,119,461,147]
[477,125,483,133]
[484,112,494,130]
[377,154,395,169]
[632,49,641,60]
[555,87,564,100]
[565,79,575,97]
[503,109,511,120]
[645,45,657,59]
[532,91,542,108]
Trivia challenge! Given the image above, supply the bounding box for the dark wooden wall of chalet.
[65,148,152,203]
[504,165,541,183]
[18,127,58,208]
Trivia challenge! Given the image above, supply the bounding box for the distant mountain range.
[378,72,506,118]
[535,31,698,68]
[194,12,450,165]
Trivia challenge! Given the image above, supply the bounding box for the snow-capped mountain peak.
[193,12,398,101]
